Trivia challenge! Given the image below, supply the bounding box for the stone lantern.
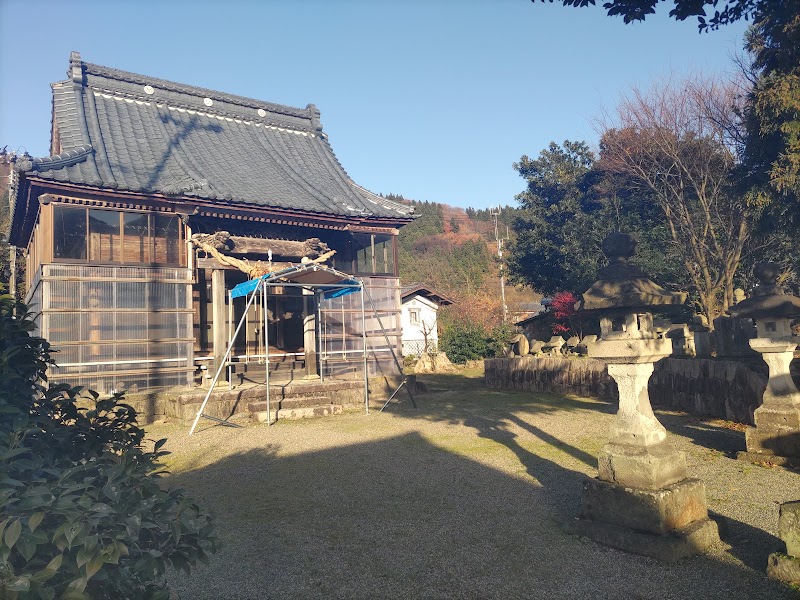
[568,233,719,561]
[730,262,800,467]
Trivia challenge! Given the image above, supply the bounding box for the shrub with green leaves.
[0,295,218,599]
[439,322,490,364]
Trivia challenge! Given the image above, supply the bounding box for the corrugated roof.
[17,52,414,221]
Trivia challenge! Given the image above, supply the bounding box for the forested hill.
[384,194,536,327]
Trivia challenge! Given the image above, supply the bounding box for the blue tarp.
[229,267,361,300]
[323,286,360,300]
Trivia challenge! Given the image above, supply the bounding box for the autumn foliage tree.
[596,75,752,324]
[550,291,581,337]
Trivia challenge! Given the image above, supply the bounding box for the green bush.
[440,321,518,364]
[0,296,218,599]
[439,322,491,364]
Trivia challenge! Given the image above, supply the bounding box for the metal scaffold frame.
[189,263,414,435]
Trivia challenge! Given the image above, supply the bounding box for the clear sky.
[0,0,746,209]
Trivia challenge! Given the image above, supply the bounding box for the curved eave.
[10,175,414,247]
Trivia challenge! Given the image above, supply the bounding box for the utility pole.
[490,206,509,323]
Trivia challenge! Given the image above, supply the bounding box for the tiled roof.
[17,52,414,221]
[400,283,454,305]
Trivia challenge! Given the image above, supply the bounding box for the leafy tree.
[740,2,800,233]
[535,0,762,31]
[507,140,678,297]
[0,296,217,599]
[595,73,766,323]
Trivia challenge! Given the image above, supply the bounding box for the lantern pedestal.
[569,233,718,560]
[568,478,720,562]
[738,338,800,467]
[568,358,719,561]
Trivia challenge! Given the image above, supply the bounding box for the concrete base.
[598,442,687,491]
[767,553,800,583]
[568,477,720,561]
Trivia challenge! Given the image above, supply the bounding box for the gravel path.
[149,375,800,599]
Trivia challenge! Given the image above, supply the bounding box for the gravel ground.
[149,372,800,599]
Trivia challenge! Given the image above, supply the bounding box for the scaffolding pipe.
[263,282,271,425]
[360,280,369,414]
[228,290,233,390]
[189,279,262,435]
[316,290,325,383]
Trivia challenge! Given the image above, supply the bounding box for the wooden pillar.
[303,288,318,378]
[211,269,227,377]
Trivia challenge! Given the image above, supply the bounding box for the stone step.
[250,403,343,422]
[248,396,331,412]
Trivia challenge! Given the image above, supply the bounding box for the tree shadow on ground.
[656,412,746,458]
[164,429,792,600]
[391,372,790,587]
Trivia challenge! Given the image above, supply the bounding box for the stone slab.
[779,501,800,556]
[565,516,719,562]
[745,426,800,459]
[279,404,343,420]
[737,450,800,469]
[754,405,800,429]
[767,553,800,583]
[579,477,709,535]
[598,442,687,491]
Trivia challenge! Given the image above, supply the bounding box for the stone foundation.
[568,477,720,561]
[118,374,409,424]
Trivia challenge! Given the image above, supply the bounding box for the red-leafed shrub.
[551,291,580,337]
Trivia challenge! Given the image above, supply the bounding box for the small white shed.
[400,284,453,357]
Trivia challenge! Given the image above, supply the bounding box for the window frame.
[51,204,186,267]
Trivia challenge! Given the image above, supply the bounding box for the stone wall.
[649,359,766,424]
[484,356,617,400]
[485,356,800,425]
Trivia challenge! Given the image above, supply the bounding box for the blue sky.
[0,0,746,209]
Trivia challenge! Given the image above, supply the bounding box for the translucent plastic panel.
[116,282,147,309]
[85,282,115,309]
[46,313,84,343]
[45,280,81,310]
[115,312,148,340]
[148,283,184,310]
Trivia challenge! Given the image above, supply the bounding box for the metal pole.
[228,290,233,390]
[360,280,369,414]
[317,291,325,383]
[189,279,262,435]
[264,282,271,425]
[245,294,250,363]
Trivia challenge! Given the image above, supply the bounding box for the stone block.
[566,514,719,562]
[737,450,800,469]
[754,404,800,429]
[598,442,687,491]
[767,553,800,583]
[779,501,800,557]
[579,477,709,535]
[745,426,800,459]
